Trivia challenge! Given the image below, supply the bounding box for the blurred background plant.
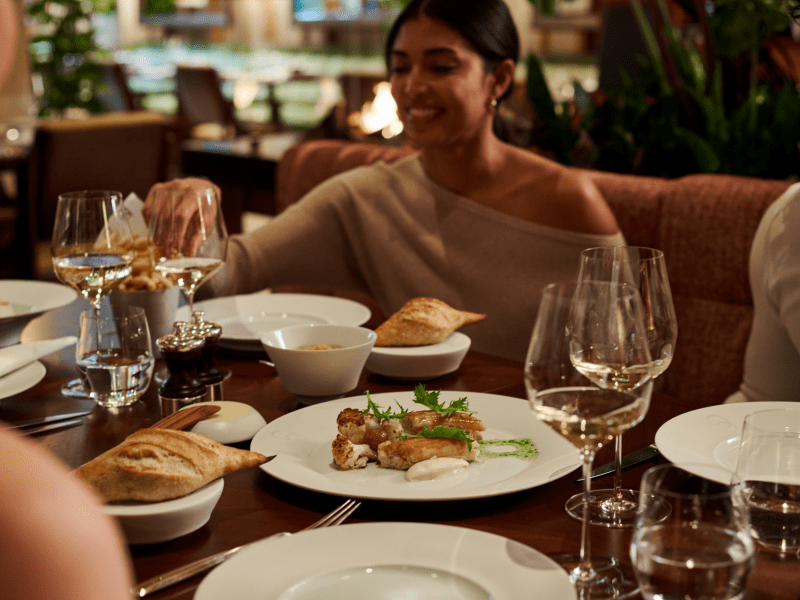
[26,0,113,117]
[526,0,800,179]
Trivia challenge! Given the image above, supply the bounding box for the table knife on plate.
[577,444,660,481]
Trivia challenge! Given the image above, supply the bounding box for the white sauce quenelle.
[405,457,469,482]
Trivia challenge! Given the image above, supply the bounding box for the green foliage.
[362,392,409,420]
[27,0,105,117]
[400,425,474,450]
[411,384,474,416]
[527,0,800,179]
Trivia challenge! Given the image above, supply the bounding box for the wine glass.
[631,464,755,600]
[525,282,654,599]
[567,246,677,528]
[147,186,228,314]
[51,190,135,397]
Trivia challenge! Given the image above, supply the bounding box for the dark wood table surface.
[1,346,797,599]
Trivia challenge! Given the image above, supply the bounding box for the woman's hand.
[143,179,222,258]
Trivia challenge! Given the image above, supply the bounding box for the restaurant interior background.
[0,0,799,280]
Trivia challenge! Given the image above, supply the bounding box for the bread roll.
[375,297,486,346]
[74,428,267,503]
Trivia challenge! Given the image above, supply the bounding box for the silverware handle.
[132,533,288,597]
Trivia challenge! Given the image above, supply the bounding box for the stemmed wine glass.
[51,190,135,397]
[525,282,654,599]
[147,185,228,314]
[567,246,677,528]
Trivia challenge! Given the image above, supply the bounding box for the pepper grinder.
[156,321,207,414]
[191,310,225,401]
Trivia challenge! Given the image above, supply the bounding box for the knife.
[20,418,86,435]
[578,444,660,481]
[4,406,94,430]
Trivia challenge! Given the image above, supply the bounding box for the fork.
[131,498,360,598]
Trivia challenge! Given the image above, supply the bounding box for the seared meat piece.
[377,437,480,470]
[406,410,485,440]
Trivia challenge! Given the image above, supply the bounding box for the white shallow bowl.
[261,324,376,398]
[366,332,471,380]
[186,401,267,444]
[0,281,77,347]
[105,479,224,545]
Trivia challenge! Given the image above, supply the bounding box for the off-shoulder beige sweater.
[206,156,624,361]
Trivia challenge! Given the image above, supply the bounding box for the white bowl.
[185,401,267,444]
[365,332,471,380]
[261,324,376,398]
[0,280,78,347]
[105,479,224,545]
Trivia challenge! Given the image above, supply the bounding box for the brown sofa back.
[275,139,792,406]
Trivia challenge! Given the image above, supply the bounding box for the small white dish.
[261,324,376,398]
[105,479,224,545]
[0,281,77,347]
[0,360,46,401]
[366,332,471,380]
[185,401,267,444]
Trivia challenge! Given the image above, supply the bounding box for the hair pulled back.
[384,0,520,103]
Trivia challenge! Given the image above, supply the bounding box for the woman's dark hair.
[384,0,520,104]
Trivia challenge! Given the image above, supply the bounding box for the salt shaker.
[156,321,206,414]
[191,310,224,401]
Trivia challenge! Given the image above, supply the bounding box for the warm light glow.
[233,77,259,110]
[348,81,402,138]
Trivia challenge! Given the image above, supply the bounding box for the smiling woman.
[145,0,624,363]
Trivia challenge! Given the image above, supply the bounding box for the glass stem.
[92,301,102,352]
[613,433,624,501]
[578,449,596,577]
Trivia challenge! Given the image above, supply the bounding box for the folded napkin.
[0,336,77,378]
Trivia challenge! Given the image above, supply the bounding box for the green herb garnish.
[400,425,473,451]
[361,391,409,420]
[412,383,474,417]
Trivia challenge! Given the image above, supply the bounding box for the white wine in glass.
[568,246,677,528]
[51,190,135,397]
[526,282,653,600]
[148,186,228,313]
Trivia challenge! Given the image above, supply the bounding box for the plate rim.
[655,401,800,482]
[177,293,371,345]
[250,390,581,501]
[195,521,576,600]
[0,280,78,321]
[0,360,47,400]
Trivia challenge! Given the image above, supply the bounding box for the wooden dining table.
[1,337,798,599]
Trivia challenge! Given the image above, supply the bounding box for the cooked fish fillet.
[332,433,376,470]
[406,410,485,440]
[377,437,480,470]
[375,297,486,347]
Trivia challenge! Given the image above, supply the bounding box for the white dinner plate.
[176,293,371,351]
[0,360,46,401]
[366,332,471,380]
[195,522,576,600]
[655,401,800,483]
[250,391,581,501]
[0,281,78,347]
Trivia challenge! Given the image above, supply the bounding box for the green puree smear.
[480,439,539,462]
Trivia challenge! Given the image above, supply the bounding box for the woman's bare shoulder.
[506,148,620,235]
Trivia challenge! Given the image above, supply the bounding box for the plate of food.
[655,401,799,483]
[195,522,576,600]
[250,387,581,501]
[366,298,484,379]
[176,293,371,351]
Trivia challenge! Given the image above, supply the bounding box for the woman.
[148,0,623,361]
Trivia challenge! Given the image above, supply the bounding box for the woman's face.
[389,16,497,148]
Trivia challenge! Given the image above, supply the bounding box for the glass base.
[566,488,640,528]
[61,378,89,398]
[550,554,638,600]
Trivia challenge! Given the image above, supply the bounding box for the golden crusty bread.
[374,297,486,347]
[73,428,267,503]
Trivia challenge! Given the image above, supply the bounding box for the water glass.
[631,464,755,600]
[732,408,800,553]
[76,306,154,407]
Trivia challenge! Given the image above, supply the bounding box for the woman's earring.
[488,98,497,112]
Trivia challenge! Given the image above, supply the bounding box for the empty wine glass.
[147,186,228,314]
[632,464,755,600]
[525,282,654,599]
[567,246,677,528]
[51,190,135,397]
